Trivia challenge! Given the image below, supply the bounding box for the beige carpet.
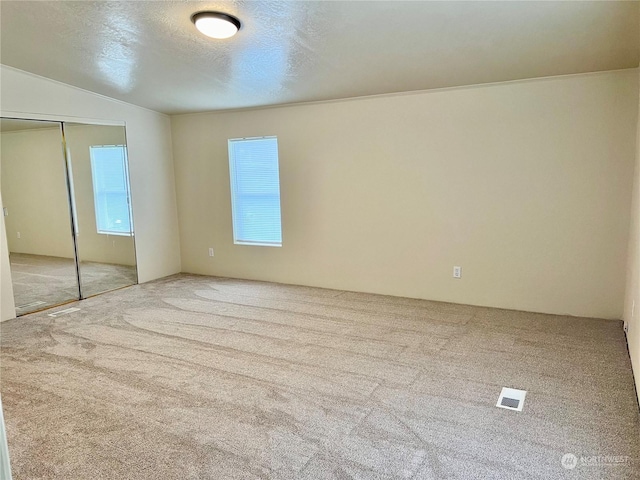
[1,274,638,479]
[9,252,137,314]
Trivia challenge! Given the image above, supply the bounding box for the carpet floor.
[9,253,137,314]
[1,274,638,479]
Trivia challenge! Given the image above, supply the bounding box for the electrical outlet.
[16,232,20,239]
[208,247,214,257]
[2,207,7,217]
[453,266,462,278]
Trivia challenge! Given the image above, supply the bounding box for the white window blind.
[89,145,133,236]
[228,136,282,246]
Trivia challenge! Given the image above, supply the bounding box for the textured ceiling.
[1,1,638,114]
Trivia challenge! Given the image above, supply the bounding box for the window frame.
[228,136,282,247]
[89,144,134,237]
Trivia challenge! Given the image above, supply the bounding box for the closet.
[0,118,137,315]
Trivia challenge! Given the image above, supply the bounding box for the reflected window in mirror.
[89,145,133,236]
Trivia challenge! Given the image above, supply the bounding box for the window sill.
[97,231,134,237]
[234,241,282,247]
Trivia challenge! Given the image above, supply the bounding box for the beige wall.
[172,70,638,319]
[624,70,640,403]
[1,127,75,259]
[0,65,181,321]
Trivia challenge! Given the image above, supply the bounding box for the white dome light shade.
[192,12,241,39]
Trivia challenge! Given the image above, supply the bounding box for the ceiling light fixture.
[191,11,241,39]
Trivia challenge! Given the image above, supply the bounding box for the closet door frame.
[59,121,83,300]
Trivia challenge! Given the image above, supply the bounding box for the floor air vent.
[48,307,81,317]
[496,387,527,412]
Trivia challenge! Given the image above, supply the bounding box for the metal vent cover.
[496,387,527,412]
[48,307,81,317]
[500,397,520,409]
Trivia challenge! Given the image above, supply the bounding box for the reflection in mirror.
[0,118,80,314]
[63,123,137,297]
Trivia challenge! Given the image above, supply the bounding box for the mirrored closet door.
[0,118,80,314]
[63,123,137,298]
[0,118,137,316]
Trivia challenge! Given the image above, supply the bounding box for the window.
[228,136,282,246]
[89,145,133,236]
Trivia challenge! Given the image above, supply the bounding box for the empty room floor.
[1,274,638,479]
